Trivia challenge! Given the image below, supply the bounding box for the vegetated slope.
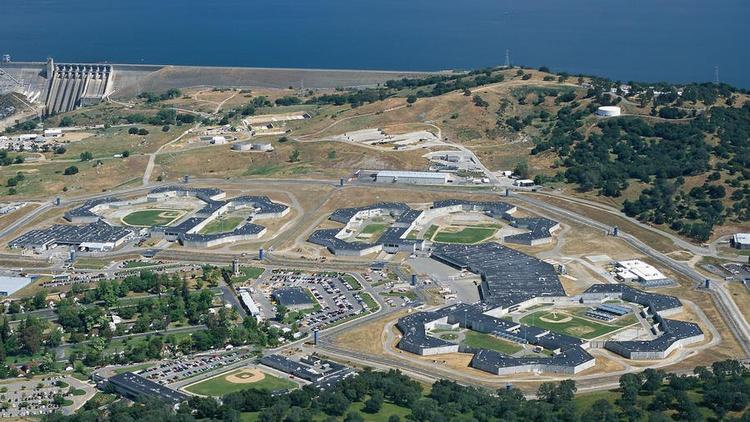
[337,67,749,242]
[525,80,750,242]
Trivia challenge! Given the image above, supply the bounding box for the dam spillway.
[44,60,112,115]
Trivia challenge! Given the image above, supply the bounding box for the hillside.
[3,67,748,242]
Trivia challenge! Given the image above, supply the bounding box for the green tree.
[289,149,301,163]
[513,161,530,179]
[79,151,93,161]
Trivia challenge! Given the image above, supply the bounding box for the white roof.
[0,276,32,295]
[616,260,666,281]
[377,171,448,179]
[239,290,261,317]
[734,233,750,245]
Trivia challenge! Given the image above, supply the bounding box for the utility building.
[375,171,449,185]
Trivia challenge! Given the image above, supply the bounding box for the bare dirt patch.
[225,368,266,384]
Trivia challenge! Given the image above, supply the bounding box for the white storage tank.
[596,106,621,117]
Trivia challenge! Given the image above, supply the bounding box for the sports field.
[520,310,630,340]
[462,331,523,354]
[199,216,246,234]
[433,226,497,244]
[184,368,296,396]
[121,209,184,227]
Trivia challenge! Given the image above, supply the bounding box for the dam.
[44,59,112,115]
[0,58,433,117]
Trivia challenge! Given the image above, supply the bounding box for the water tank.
[411,274,417,286]
[596,106,621,117]
[259,248,265,260]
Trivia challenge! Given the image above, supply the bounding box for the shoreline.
[0,61,446,76]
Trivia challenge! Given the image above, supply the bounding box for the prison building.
[731,233,750,250]
[9,221,133,252]
[503,217,560,246]
[64,197,119,223]
[106,372,188,406]
[604,317,704,360]
[375,170,450,185]
[272,287,315,310]
[470,346,595,375]
[308,203,424,256]
[614,260,673,287]
[395,310,460,355]
[581,284,683,316]
[430,199,517,217]
[430,242,566,314]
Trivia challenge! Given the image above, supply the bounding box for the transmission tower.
[504,49,511,68]
[714,65,720,84]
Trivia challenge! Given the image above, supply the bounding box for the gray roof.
[431,242,565,308]
[64,197,118,221]
[108,372,188,405]
[272,286,314,307]
[504,217,559,243]
[470,346,594,371]
[431,200,515,217]
[9,221,132,248]
[329,202,410,224]
[583,284,682,312]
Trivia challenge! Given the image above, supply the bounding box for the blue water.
[2,0,749,87]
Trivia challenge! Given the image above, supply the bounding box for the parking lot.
[138,350,254,386]
[0,375,89,418]
[251,270,366,331]
[723,263,750,284]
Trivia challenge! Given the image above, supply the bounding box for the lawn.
[122,209,184,227]
[462,331,523,354]
[199,216,246,234]
[423,225,439,241]
[231,266,265,283]
[122,260,161,269]
[520,310,625,340]
[433,227,497,244]
[359,223,388,240]
[74,257,110,269]
[342,274,362,290]
[359,292,380,312]
[185,369,297,396]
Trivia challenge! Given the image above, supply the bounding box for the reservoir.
[2,0,749,88]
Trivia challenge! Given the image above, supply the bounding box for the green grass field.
[433,227,497,244]
[230,267,265,283]
[342,274,362,290]
[520,310,628,340]
[462,331,523,354]
[122,209,184,227]
[360,292,380,311]
[185,369,297,396]
[423,225,439,241]
[199,216,246,234]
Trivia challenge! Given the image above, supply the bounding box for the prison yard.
[520,308,639,340]
[121,209,184,227]
[0,60,748,422]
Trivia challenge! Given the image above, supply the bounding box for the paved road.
[512,191,750,358]
[220,284,247,318]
